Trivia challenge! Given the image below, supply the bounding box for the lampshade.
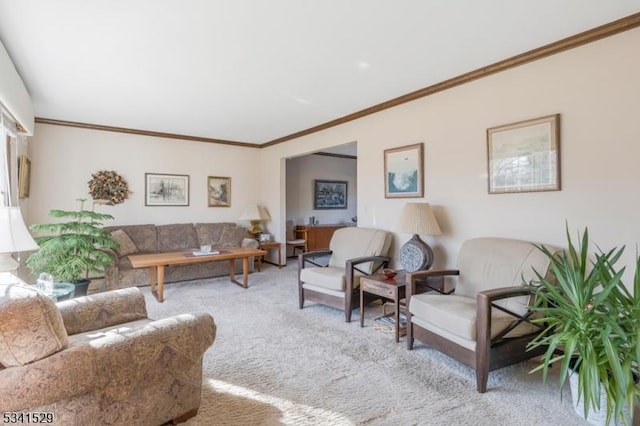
[397,203,442,235]
[0,206,38,253]
[397,203,441,272]
[239,205,270,222]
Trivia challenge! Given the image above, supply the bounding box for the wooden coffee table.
[129,247,266,302]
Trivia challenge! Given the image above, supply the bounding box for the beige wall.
[286,154,357,227]
[262,27,640,277]
[24,27,640,279]
[27,124,261,226]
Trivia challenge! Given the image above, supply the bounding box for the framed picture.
[18,155,30,198]
[487,114,560,194]
[314,179,347,209]
[145,173,189,206]
[207,176,231,207]
[384,143,424,198]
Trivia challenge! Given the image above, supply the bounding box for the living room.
[1,3,640,425]
[21,23,640,275]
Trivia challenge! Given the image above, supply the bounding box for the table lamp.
[239,205,270,238]
[397,202,441,272]
[0,206,39,273]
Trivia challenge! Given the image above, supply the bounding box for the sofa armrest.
[57,287,148,335]
[406,269,459,298]
[241,237,259,249]
[0,344,96,411]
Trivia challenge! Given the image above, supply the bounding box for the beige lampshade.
[0,206,38,253]
[238,205,270,222]
[397,203,442,235]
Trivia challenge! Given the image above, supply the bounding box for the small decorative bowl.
[383,268,397,280]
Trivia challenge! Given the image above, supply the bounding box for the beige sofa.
[105,222,259,290]
[0,283,215,425]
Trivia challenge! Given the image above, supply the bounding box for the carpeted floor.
[141,262,586,426]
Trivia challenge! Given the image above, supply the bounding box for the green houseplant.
[527,227,640,425]
[26,198,119,296]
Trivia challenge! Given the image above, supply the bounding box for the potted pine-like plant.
[527,227,640,425]
[26,198,119,296]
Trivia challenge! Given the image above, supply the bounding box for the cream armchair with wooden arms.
[298,227,393,322]
[405,237,562,392]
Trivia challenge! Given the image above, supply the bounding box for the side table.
[360,271,407,343]
[360,270,444,342]
[257,241,282,270]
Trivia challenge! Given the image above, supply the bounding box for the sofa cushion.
[195,222,235,246]
[110,229,138,257]
[157,224,198,252]
[219,225,248,247]
[105,224,158,253]
[0,284,68,366]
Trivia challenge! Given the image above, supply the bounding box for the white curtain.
[0,109,19,207]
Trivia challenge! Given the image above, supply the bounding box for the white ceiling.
[0,1,639,145]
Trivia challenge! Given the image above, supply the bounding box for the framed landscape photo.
[314,180,347,209]
[384,143,424,198]
[487,114,560,194]
[207,176,231,207]
[145,173,189,206]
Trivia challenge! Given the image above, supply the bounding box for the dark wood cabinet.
[296,225,347,251]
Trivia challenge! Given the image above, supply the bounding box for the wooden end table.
[360,270,444,342]
[360,271,408,343]
[257,241,282,270]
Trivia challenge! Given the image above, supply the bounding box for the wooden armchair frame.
[298,250,390,322]
[406,269,546,393]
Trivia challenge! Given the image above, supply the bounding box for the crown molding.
[32,13,640,149]
[34,117,258,148]
[262,12,640,147]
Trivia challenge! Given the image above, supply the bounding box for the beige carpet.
[141,262,586,426]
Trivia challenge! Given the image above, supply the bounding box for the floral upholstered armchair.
[0,283,215,425]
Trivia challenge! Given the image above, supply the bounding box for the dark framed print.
[207,176,231,207]
[145,173,189,206]
[314,180,347,209]
[487,114,560,194]
[384,143,424,198]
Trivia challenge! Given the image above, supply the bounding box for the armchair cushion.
[410,293,538,344]
[300,266,354,292]
[57,287,148,335]
[454,237,552,316]
[0,284,68,367]
[328,227,392,274]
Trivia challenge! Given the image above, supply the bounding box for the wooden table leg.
[277,245,281,269]
[229,258,235,284]
[242,256,249,288]
[394,289,400,343]
[360,287,365,327]
[150,267,158,299]
[157,265,165,303]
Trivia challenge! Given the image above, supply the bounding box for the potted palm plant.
[26,198,119,296]
[527,227,640,425]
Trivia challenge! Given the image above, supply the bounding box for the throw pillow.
[219,225,250,247]
[0,284,69,367]
[110,229,138,257]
